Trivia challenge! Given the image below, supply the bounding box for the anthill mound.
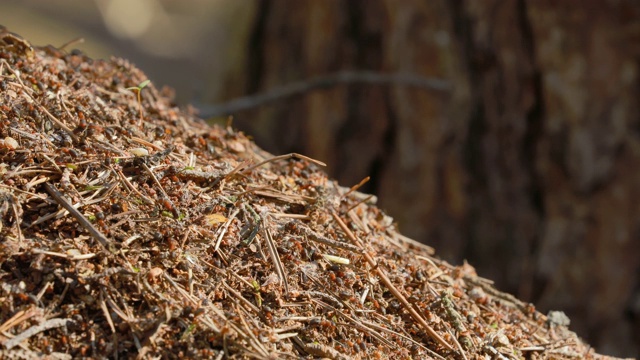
[0,27,617,359]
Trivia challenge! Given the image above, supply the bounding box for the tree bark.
[213,0,640,356]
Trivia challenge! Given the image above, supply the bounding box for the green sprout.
[251,279,262,307]
[127,79,150,123]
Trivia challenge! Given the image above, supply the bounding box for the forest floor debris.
[0,27,619,359]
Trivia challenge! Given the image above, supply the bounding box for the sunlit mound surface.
[0,27,615,359]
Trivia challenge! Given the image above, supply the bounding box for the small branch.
[300,226,361,253]
[43,183,114,251]
[243,153,326,174]
[221,280,260,314]
[197,71,451,117]
[261,217,289,293]
[4,318,72,349]
[213,208,239,252]
[341,176,370,200]
[140,162,179,218]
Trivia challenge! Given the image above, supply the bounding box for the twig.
[58,36,84,50]
[346,194,375,213]
[28,195,107,228]
[162,272,198,307]
[252,188,313,205]
[221,281,260,314]
[261,217,289,293]
[300,226,360,253]
[0,183,47,200]
[197,71,451,117]
[333,308,396,349]
[341,176,370,200]
[44,183,114,252]
[32,249,96,260]
[99,291,116,334]
[270,213,310,220]
[213,208,239,252]
[303,342,349,360]
[113,167,154,205]
[10,199,23,244]
[4,318,72,349]
[360,319,445,360]
[448,327,469,360]
[243,153,326,174]
[235,304,270,358]
[0,308,38,334]
[140,162,179,218]
[331,211,454,352]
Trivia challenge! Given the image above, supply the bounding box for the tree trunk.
[210,0,640,356]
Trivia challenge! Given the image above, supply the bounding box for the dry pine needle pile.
[0,27,613,359]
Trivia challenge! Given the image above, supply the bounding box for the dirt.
[0,27,622,359]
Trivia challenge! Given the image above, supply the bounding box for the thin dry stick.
[209,160,251,189]
[11,200,23,244]
[333,308,396,349]
[341,176,370,199]
[270,213,310,220]
[113,167,155,205]
[0,308,37,334]
[261,218,289,293]
[300,227,361,253]
[449,327,469,360]
[243,153,326,174]
[140,163,168,199]
[346,194,375,213]
[58,36,84,50]
[99,291,116,334]
[197,70,451,117]
[235,305,270,358]
[162,273,198,307]
[222,281,260,314]
[331,211,454,352]
[213,208,239,252]
[105,294,131,322]
[3,318,73,350]
[44,183,113,251]
[140,162,179,217]
[32,249,96,260]
[0,183,47,200]
[361,319,446,360]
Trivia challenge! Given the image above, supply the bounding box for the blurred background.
[1,0,638,356]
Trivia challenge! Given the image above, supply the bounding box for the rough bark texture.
[217,1,640,356]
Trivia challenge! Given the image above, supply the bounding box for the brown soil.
[0,27,620,359]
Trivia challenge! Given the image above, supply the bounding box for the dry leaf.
[204,213,227,226]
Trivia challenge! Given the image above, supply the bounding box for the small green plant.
[127,79,150,123]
